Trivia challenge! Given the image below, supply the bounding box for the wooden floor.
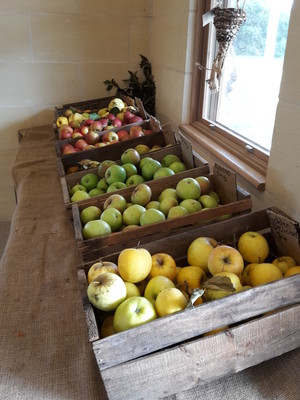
[0,222,11,260]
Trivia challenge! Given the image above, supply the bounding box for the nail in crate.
[56,120,177,176]
[77,207,300,400]
[54,95,148,141]
[72,164,252,263]
[60,135,210,211]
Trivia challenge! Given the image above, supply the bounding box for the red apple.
[112,118,122,128]
[129,126,144,139]
[75,139,89,150]
[129,115,143,124]
[95,142,107,148]
[123,110,135,123]
[84,118,94,126]
[62,145,77,155]
[143,129,153,136]
[90,121,103,133]
[83,145,96,151]
[81,125,89,135]
[102,131,119,143]
[106,113,116,121]
[117,129,129,141]
[85,130,100,145]
[60,143,74,153]
[72,132,84,139]
[99,118,109,128]
[59,126,73,140]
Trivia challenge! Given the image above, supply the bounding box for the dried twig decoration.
[206,5,246,93]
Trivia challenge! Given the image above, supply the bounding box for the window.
[182,0,293,190]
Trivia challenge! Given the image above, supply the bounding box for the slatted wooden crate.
[72,164,252,263]
[61,136,210,211]
[56,121,176,176]
[54,95,148,141]
[77,207,300,400]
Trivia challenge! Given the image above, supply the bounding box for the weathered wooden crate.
[77,207,300,399]
[61,136,210,211]
[72,164,252,263]
[56,121,176,176]
[54,95,148,141]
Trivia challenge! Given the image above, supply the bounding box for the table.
[0,125,299,399]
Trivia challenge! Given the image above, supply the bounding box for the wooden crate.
[54,95,148,141]
[77,207,300,399]
[61,137,210,211]
[56,121,176,176]
[72,164,252,263]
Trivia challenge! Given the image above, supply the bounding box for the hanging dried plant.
[203,1,247,93]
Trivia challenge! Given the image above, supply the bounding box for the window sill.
[179,123,267,192]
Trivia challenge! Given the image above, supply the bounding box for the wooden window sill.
[179,123,267,192]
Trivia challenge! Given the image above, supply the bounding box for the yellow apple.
[249,263,283,287]
[148,253,177,281]
[144,275,175,305]
[124,282,141,298]
[272,256,296,274]
[113,296,157,332]
[176,266,207,295]
[187,236,219,273]
[204,271,243,301]
[155,287,188,317]
[208,245,244,276]
[87,272,127,311]
[100,315,115,338]
[284,266,300,277]
[237,231,269,263]
[118,248,152,283]
[242,263,258,286]
[87,260,119,284]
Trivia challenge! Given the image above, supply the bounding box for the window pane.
[204,0,293,152]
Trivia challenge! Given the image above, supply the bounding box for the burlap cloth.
[0,126,299,399]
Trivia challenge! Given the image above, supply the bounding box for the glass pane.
[206,0,293,151]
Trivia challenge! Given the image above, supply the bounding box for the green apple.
[179,199,202,213]
[139,156,154,169]
[100,207,123,232]
[97,160,117,178]
[169,161,187,173]
[176,177,201,200]
[103,194,127,213]
[113,296,157,332]
[158,188,178,202]
[80,205,101,225]
[159,197,178,216]
[145,200,161,210]
[89,188,105,197]
[140,208,166,226]
[161,154,181,167]
[121,148,140,165]
[122,163,138,178]
[105,165,126,185]
[153,167,175,180]
[144,275,175,305]
[123,204,146,225]
[106,182,127,192]
[199,194,219,209]
[195,176,211,195]
[97,178,109,192]
[71,190,90,202]
[126,174,145,186]
[80,173,99,191]
[131,183,152,206]
[88,272,127,312]
[70,184,87,196]
[208,190,221,203]
[82,219,111,239]
[167,205,189,219]
[141,159,162,180]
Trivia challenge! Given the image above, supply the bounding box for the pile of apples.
[56,97,150,155]
[69,149,192,202]
[79,175,221,240]
[87,232,300,337]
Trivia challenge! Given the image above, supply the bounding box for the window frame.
[180,0,276,192]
